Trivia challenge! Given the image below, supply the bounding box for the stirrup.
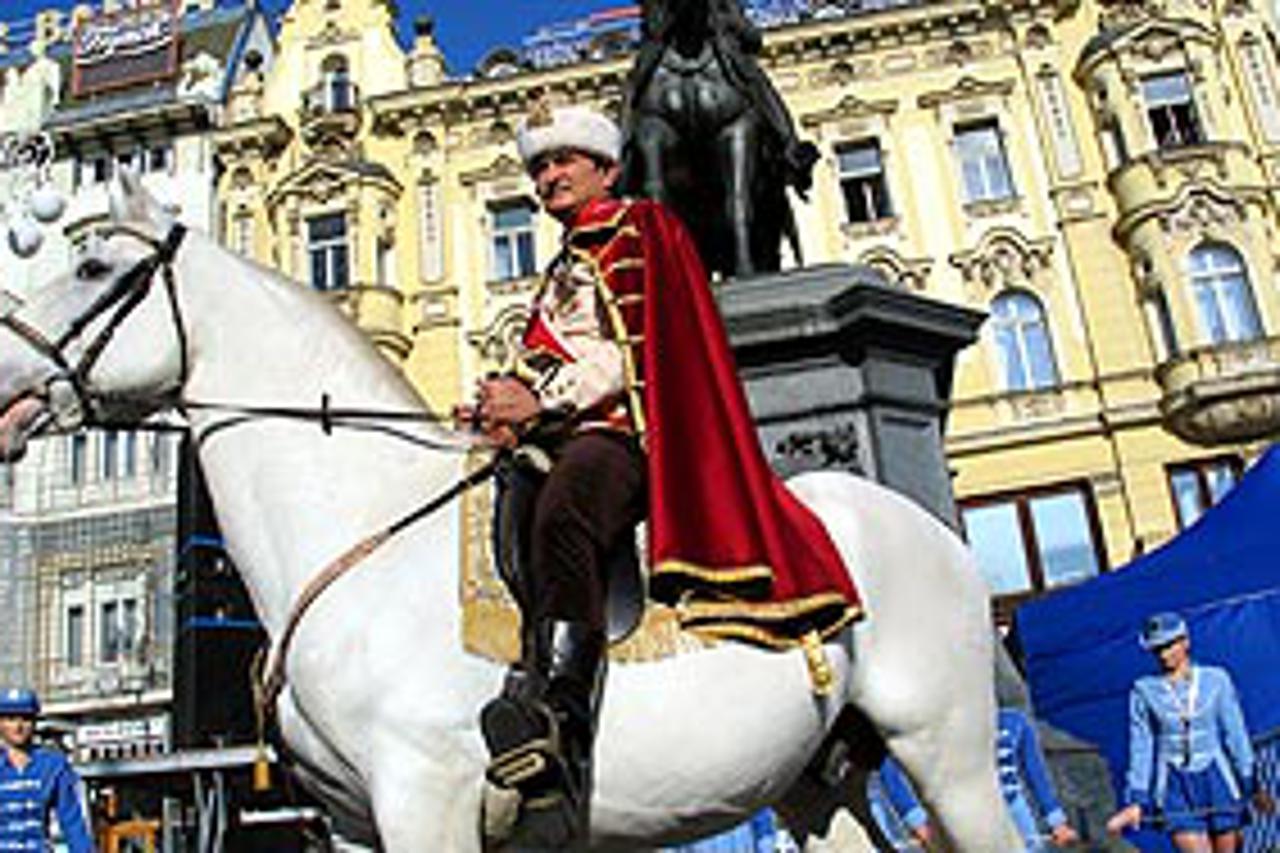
[481,695,586,847]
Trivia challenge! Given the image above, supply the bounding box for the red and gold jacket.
[516,196,862,649]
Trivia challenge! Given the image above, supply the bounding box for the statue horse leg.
[716,113,775,276]
[627,112,682,211]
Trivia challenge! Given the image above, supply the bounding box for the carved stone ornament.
[950,228,1055,294]
[857,246,933,291]
[774,423,863,477]
[1160,191,1244,236]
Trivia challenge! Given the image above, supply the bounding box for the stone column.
[717,262,984,528]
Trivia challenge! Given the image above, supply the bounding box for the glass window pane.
[1144,72,1191,106]
[311,249,328,291]
[1170,469,1203,529]
[1204,462,1238,504]
[517,233,536,277]
[995,325,1027,390]
[1029,492,1099,588]
[494,237,513,280]
[1025,325,1058,388]
[962,503,1032,595]
[332,246,349,290]
[838,143,880,175]
[493,205,531,230]
[308,213,346,241]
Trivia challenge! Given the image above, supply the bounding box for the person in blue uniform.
[1106,612,1261,851]
[873,707,1080,850]
[0,687,93,852]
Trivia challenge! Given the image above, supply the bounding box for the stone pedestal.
[717,262,984,528]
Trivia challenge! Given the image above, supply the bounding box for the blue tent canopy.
[1013,444,1280,847]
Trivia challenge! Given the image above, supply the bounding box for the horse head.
[0,170,187,462]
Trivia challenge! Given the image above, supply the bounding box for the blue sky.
[2,1,615,72]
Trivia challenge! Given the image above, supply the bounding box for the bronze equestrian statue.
[621,0,819,278]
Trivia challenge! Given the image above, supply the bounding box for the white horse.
[0,173,1021,850]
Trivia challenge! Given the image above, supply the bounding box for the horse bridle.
[0,223,189,429]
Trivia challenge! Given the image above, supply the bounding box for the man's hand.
[1105,804,1142,835]
[1049,822,1080,847]
[1254,789,1276,815]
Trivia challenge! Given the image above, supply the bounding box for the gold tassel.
[802,631,835,696]
[253,741,271,792]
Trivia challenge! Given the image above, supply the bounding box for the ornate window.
[960,484,1105,603]
[1143,71,1203,149]
[307,212,350,292]
[836,140,892,223]
[954,120,1014,203]
[991,291,1058,392]
[65,605,85,668]
[490,200,537,281]
[1168,456,1242,530]
[1187,244,1262,344]
[100,597,138,664]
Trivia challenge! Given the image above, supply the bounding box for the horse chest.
[645,47,748,135]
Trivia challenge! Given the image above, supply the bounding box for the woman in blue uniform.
[1106,612,1259,851]
[0,687,93,852]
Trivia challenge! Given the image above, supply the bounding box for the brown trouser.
[529,430,646,630]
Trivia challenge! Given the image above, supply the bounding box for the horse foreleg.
[629,115,680,209]
[368,762,484,853]
[717,118,761,276]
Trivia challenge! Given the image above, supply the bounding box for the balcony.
[300,80,362,151]
[1108,142,1265,239]
[1156,336,1280,445]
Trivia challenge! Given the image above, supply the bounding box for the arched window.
[991,291,1059,392]
[1187,244,1262,344]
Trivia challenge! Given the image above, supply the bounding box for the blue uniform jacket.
[0,746,93,852]
[875,708,1069,848]
[1124,664,1255,811]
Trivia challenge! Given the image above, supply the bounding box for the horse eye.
[77,258,112,280]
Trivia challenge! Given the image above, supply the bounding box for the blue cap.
[1140,612,1188,651]
[0,687,40,717]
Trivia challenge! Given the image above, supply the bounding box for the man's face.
[0,715,34,750]
[530,149,619,224]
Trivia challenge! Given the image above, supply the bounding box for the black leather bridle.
[0,223,188,428]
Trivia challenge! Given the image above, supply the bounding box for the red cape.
[628,200,861,645]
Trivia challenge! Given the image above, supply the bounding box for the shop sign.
[72,1,180,98]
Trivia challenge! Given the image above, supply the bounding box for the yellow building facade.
[214,0,1280,614]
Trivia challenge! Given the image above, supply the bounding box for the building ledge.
[1156,336,1280,445]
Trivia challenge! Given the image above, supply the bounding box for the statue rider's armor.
[483,197,647,847]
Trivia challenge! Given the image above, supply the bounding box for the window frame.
[1167,456,1243,530]
[307,212,351,292]
[959,482,1109,618]
[489,199,538,282]
[835,139,893,224]
[1143,70,1205,149]
[953,119,1016,204]
[990,290,1060,393]
[1186,243,1263,345]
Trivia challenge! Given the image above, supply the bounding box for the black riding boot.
[482,620,605,848]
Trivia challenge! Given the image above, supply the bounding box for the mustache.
[538,179,571,200]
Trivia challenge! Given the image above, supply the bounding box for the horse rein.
[0,222,189,429]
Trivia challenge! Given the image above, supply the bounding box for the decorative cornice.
[459,153,526,187]
[265,158,403,211]
[213,116,293,159]
[949,226,1056,292]
[917,75,1016,110]
[800,93,899,128]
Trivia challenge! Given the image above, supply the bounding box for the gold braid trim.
[604,258,646,278]
[678,591,853,623]
[566,203,634,241]
[683,603,861,650]
[651,558,774,586]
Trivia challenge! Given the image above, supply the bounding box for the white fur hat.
[516,104,621,168]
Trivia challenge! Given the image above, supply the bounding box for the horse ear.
[108,168,147,224]
[108,167,171,228]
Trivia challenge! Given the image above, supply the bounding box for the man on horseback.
[465,103,861,848]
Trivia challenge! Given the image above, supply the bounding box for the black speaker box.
[172,438,264,748]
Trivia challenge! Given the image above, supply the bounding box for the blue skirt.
[1160,764,1248,834]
